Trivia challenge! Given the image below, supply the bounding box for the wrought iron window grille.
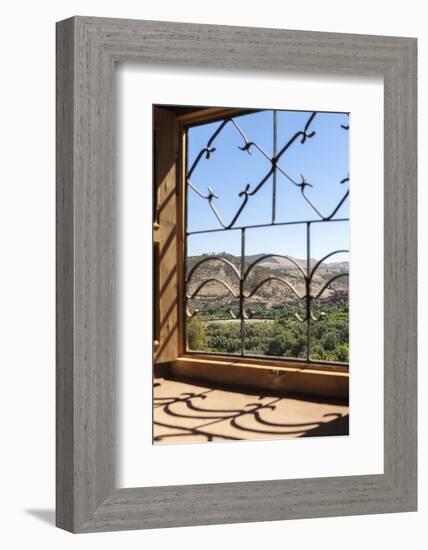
[184,110,349,365]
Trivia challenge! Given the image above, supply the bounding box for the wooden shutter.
[153,108,181,365]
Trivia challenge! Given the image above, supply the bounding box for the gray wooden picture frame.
[56,16,417,533]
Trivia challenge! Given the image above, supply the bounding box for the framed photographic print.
[56,16,417,532]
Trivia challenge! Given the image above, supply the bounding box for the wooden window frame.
[153,105,349,400]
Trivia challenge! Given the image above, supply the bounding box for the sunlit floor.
[153,377,349,444]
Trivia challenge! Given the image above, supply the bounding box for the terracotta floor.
[153,377,349,445]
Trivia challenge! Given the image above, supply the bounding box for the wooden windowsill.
[182,352,348,372]
[171,355,349,401]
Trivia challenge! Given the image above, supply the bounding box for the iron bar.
[187,216,349,236]
[183,131,189,351]
[272,109,277,223]
[240,228,246,356]
[306,222,311,361]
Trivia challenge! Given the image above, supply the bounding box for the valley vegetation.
[186,252,349,363]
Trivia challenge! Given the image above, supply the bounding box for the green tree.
[187,316,208,351]
[322,332,338,351]
[334,342,349,362]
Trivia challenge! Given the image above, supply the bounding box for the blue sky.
[186,109,349,261]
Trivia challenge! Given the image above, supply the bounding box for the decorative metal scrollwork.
[187,112,349,228]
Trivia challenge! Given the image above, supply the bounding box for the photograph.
[153,105,350,444]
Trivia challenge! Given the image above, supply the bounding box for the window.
[185,108,349,361]
[153,105,349,399]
